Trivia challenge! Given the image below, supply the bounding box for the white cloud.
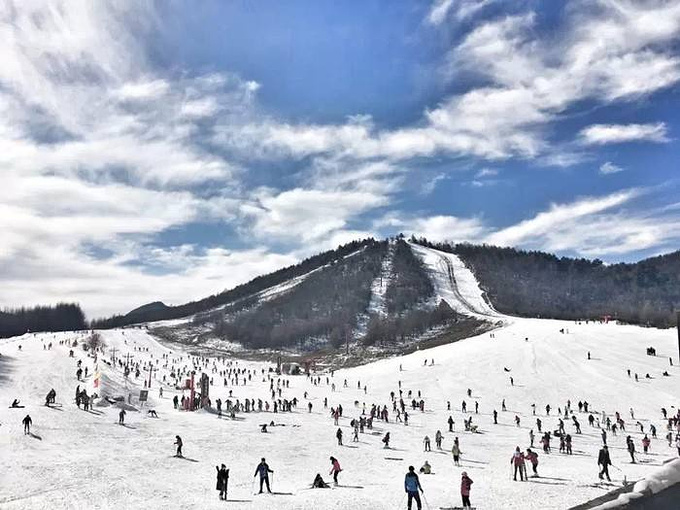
[487,190,639,247]
[599,161,624,175]
[242,188,389,244]
[427,0,497,25]
[381,188,680,258]
[475,168,498,178]
[580,123,669,145]
[214,2,680,166]
[420,173,448,195]
[376,213,488,243]
[427,0,456,25]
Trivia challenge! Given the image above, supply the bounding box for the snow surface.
[367,241,394,318]
[408,243,504,321]
[1,316,679,510]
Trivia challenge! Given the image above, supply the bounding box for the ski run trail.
[1,252,679,509]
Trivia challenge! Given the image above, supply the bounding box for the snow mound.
[589,458,680,509]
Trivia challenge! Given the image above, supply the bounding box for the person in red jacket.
[524,448,539,477]
[460,471,473,509]
[329,456,342,485]
[511,446,526,481]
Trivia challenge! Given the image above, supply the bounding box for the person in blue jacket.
[404,465,423,510]
[254,458,274,493]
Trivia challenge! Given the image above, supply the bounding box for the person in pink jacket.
[460,471,473,509]
[329,456,342,485]
[511,446,526,481]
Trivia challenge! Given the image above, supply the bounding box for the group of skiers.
[8,330,680,510]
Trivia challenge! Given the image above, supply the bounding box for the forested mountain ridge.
[6,237,678,346]
[0,303,86,338]
[91,238,382,329]
[412,238,680,327]
[150,238,479,352]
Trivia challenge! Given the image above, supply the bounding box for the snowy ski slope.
[1,316,678,510]
[408,243,504,321]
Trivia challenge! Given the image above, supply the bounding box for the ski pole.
[422,492,432,510]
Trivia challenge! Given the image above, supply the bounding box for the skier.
[336,427,343,446]
[642,435,651,453]
[525,448,539,477]
[511,446,526,481]
[452,441,462,466]
[118,409,126,425]
[529,429,535,447]
[460,471,473,509]
[404,465,424,510]
[423,435,431,452]
[419,460,431,474]
[382,432,391,448]
[329,456,342,485]
[312,473,329,488]
[254,458,273,493]
[626,436,636,463]
[174,435,183,457]
[448,415,454,432]
[216,464,229,500]
[598,445,612,481]
[493,409,498,424]
[22,414,32,434]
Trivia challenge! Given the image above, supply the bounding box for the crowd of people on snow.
[5,326,680,510]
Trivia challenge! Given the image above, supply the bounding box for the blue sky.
[1,0,680,316]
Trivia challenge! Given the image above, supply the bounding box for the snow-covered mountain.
[85,237,680,358]
[98,239,499,355]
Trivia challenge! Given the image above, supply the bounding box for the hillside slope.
[0,314,677,509]
[413,239,680,327]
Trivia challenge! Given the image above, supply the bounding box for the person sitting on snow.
[312,473,329,488]
[419,461,432,474]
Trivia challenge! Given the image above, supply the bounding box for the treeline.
[0,303,87,338]
[412,238,680,327]
[363,300,460,346]
[211,240,388,349]
[92,238,381,328]
[384,239,434,314]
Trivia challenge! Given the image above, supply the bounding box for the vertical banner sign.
[201,373,209,408]
[93,366,101,389]
[190,372,195,411]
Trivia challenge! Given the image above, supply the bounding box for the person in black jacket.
[254,458,273,493]
[216,464,229,500]
[22,414,32,434]
[598,445,612,481]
